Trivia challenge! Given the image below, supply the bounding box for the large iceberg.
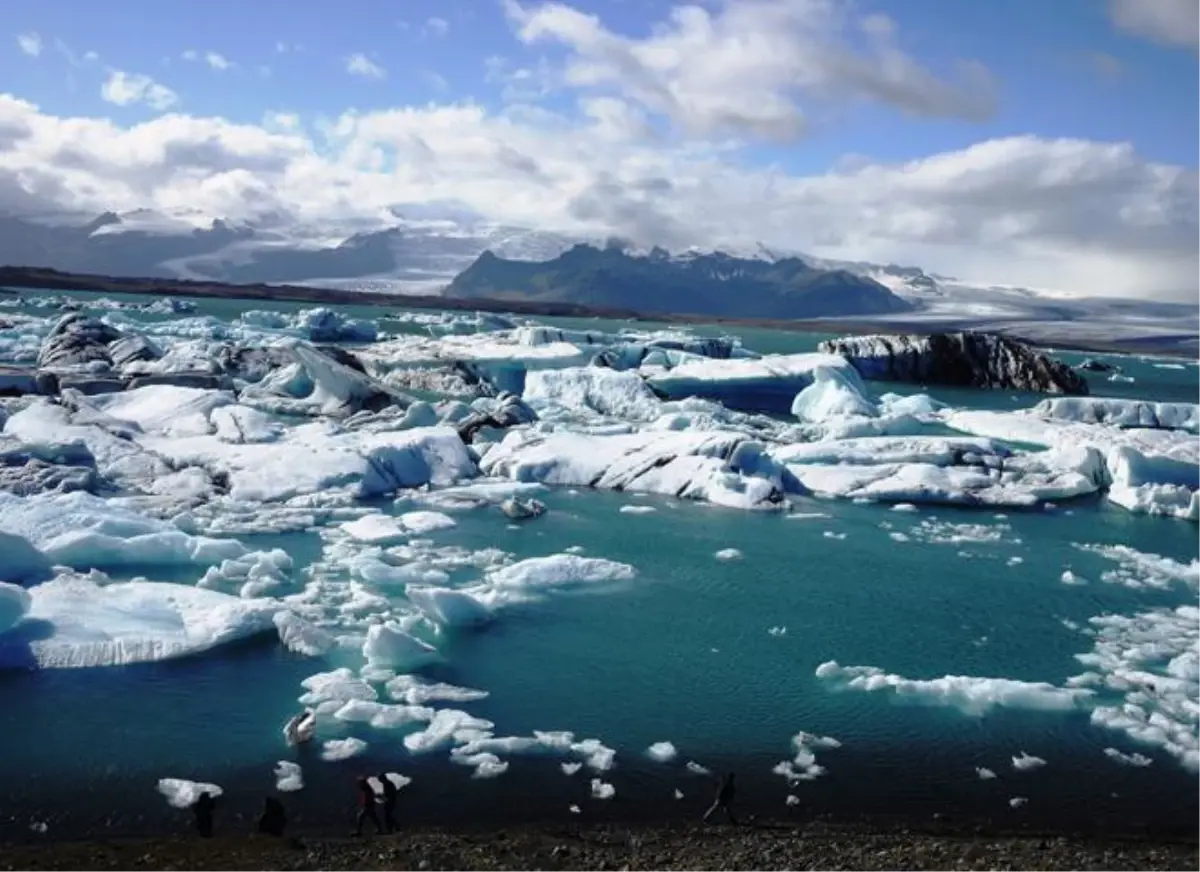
[789,365,878,423]
[480,429,793,510]
[0,575,280,669]
[1034,397,1199,433]
[644,353,861,413]
[523,367,664,422]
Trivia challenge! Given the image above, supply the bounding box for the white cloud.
[17,32,42,57]
[1108,0,1199,51]
[0,0,1193,303]
[99,71,179,111]
[182,49,234,70]
[425,16,450,37]
[503,0,997,141]
[346,53,386,79]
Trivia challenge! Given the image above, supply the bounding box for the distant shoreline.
[1,265,1193,359]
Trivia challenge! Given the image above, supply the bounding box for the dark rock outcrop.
[818,332,1089,395]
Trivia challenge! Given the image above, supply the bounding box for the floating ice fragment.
[274,761,304,792]
[322,738,368,761]
[341,514,408,546]
[1009,797,1028,808]
[674,789,684,800]
[1060,570,1087,586]
[619,505,657,515]
[646,742,678,763]
[399,511,457,535]
[714,548,743,561]
[569,804,581,814]
[1103,748,1153,767]
[362,622,439,670]
[274,611,336,657]
[768,626,787,636]
[823,531,847,540]
[1011,752,1046,772]
[686,761,711,776]
[386,675,489,705]
[590,778,615,800]
[561,762,583,776]
[816,661,1091,716]
[975,767,997,780]
[892,503,918,513]
[158,778,223,809]
[785,795,800,806]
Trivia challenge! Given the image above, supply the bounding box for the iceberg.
[362,622,440,670]
[0,581,32,634]
[789,365,878,423]
[645,352,862,413]
[406,584,493,629]
[1034,398,1199,433]
[0,575,280,669]
[815,661,1093,716]
[480,429,792,510]
[523,367,664,421]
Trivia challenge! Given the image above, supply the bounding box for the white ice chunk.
[1034,398,1199,433]
[385,675,489,705]
[341,514,409,545]
[273,611,336,657]
[362,622,440,670]
[321,737,368,761]
[789,365,877,423]
[815,661,1092,716]
[403,709,495,754]
[157,778,223,809]
[474,554,636,608]
[976,767,997,780]
[523,367,664,421]
[714,548,743,561]
[398,511,457,535]
[298,668,379,706]
[646,741,678,763]
[590,778,616,800]
[0,581,33,635]
[0,576,279,669]
[406,584,492,629]
[1103,748,1153,767]
[274,761,304,792]
[1011,752,1046,772]
[0,533,52,585]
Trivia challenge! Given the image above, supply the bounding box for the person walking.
[353,776,383,836]
[702,772,738,825]
[191,791,217,838]
[258,796,287,837]
[379,773,399,834]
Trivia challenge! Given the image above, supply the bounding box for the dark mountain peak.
[447,245,912,320]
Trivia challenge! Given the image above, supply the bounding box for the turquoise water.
[0,288,1196,840]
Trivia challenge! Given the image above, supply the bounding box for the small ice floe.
[619,505,657,515]
[975,767,997,780]
[1060,570,1088,586]
[773,731,841,784]
[29,821,48,834]
[564,545,586,555]
[892,503,918,513]
[274,761,304,792]
[714,548,743,561]
[768,626,788,636]
[157,778,223,809]
[321,737,368,762]
[674,788,684,800]
[1006,556,1023,566]
[283,709,318,746]
[590,778,616,800]
[890,532,910,542]
[1108,373,1135,383]
[1009,797,1028,808]
[1011,751,1046,772]
[646,741,678,763]
[788,512,831,520]
[561,762,583,776]
[823,531,847,540]
[686,761,711,776]
[569,804,581,814]
[1103,748,1153,767]
[500,497,547,521]
[785,795,800,807]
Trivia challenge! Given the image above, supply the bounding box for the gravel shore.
[4,821,1195,871]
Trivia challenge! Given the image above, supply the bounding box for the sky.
[0,0,1197,300]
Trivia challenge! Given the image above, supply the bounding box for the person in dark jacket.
[191,791,216,838]
[354,776,383,836]
[258,796,287,837]
[702,772,738,825]
[378,773,399,834]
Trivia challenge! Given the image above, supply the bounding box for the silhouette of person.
[702,773,738,825]
[258,796,287,837]
[379,773,399,834]
[354,776,383,836]
[191,791,216,838]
